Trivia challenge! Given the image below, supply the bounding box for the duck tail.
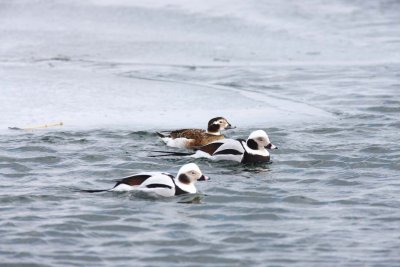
[79,189,110,193]
[148,150,194,157]
[156,132,167,138]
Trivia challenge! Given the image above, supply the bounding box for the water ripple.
[1,64,400,266]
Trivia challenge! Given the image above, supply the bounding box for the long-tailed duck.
[156,117,235,149]
[152,130,278,164]
[83,163,209,197]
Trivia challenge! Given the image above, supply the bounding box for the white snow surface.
[1,0,398,131]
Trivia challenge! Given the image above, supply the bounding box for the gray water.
[1,1,400,266]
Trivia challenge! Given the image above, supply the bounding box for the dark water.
[1,63,399,266]
[2,0,400,266]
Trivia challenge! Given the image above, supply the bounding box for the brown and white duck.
[156,117,235,149]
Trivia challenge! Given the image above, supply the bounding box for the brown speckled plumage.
[169,129,225,147]
[156,117,234,149]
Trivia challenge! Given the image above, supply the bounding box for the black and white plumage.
[194,130,277,163]
[83,163,209,197]
[153,130,278,164]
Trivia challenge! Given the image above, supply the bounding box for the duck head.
[207,117,236,134]
[175,163,209,194]
[246,130,278,151]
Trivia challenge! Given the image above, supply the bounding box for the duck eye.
[191,171,196,175]
[258,138,264,141]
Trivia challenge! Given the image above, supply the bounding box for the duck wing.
[114,173,155,187]
[196,138,244,155]
[170,129,205,139]
[196,141,225,155]
[158,128,205,139]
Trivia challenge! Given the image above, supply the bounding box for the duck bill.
[225,124,236,130]
[198,175,210,181]
[265,143,278,150]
